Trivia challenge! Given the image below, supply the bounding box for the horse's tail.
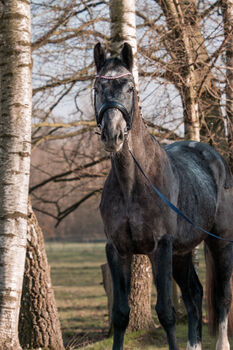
[205,243,233,336]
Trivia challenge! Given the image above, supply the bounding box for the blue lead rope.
[129,150,233,243]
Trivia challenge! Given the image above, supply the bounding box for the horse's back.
[165,140,233,243]
[165,140,232,190]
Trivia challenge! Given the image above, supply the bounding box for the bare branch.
[29,155,109,193]
[54,172,106,182]
[32,120,96,129]
[199,0,220,20]
[32,206,58,220]
[32,0,77,51]
[32,82,76,138]
[32,2,107,51]
[33,73,94,96]
[32,127,94,150]
[55,188,102,226]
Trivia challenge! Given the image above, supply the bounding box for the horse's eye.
[127,85,134,93]
[94,84,103,93]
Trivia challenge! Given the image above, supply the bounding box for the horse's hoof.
[186,342,202,350]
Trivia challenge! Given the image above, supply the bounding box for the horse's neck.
[111,113,167,198]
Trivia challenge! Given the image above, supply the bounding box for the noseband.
[94,72,135,131]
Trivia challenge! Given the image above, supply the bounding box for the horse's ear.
[94,42,106,72]
[121,43,133,72]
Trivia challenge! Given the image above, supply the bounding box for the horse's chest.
[101,196,160,255]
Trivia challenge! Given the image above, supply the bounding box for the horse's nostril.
[101,132,106,142]
[119,131,123,141]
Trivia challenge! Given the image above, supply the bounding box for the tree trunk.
[109,0,154,331]
[101,258,154,333]
[128,255,154,331]
[0,1,31,348]
[181,85,200,142]
[110,0,139,87]
[222,0,233,172]
[155,0,227,153]
[19,203,64,350]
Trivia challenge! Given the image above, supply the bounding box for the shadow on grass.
[59,304,105,313]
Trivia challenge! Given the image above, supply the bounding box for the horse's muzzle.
[100,109,127,153]
[101,126,124,152]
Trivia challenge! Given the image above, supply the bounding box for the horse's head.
[93,42,135,153]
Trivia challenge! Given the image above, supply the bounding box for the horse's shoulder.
[100,170,122,212]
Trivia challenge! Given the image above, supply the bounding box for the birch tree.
[108,0,154,331]
[0,0,31,348]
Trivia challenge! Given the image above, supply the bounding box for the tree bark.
[19,203,64,350]
[0,1,31,348]
[222,0,233,172]
[128,255,154,331]
[101,257,154,333]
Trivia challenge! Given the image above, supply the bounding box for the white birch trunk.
[109,0,154,331]
[0,1,32,348]
[109,0,139,88]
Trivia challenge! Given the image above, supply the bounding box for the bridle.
[93,72,135,131]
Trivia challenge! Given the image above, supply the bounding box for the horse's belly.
[172,233,204,255]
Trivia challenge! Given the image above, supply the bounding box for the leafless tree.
[0,1,31,348]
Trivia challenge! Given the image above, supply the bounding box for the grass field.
[46,242,233,350]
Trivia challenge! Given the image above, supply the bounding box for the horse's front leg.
[106,241,132,350]
[150,234,179,350]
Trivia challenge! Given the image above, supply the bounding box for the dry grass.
[46,242,108,348]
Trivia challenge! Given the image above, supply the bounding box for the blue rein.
[129,150,233,244]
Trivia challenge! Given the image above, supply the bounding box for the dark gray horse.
[93,42,233,350]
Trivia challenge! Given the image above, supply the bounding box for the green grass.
[46,242,233,349]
